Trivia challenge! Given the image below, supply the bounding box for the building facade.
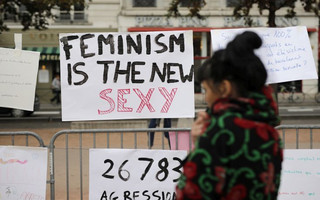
[1,0,319,103]
[119,0,319,101]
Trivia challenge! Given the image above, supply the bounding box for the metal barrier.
[0,131,45,147]
[276,125,320,149]
[48,128,191,200]
[2,125,319,200]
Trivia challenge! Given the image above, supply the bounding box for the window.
[59,3,71,21]
[58,1,85,22]
[3,4,27,21]
[74,2,85,21]
[227,0,293,8]
[180,0,205,8]
[180,0,190,7]
[133,0,156,7]
[226,0,242,7]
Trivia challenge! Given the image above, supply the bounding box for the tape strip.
[14,33,22,50]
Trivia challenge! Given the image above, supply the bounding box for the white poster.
[0,48,40,111]
[210,26,318,84]
[0,146,48,200]
[89,149,187,200]
[38,69,49,83]
[279,149,320,200]
[59,31,194,121]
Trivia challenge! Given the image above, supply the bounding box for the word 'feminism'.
[60,33,185,59]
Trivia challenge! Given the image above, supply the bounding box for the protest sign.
[0,47,40,111]
[210,26,318,84]
[59,31,194,121]
[0,146,48,200]
[89,149,187,200]
[279,149,320,200]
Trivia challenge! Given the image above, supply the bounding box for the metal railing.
[2,125,320,200]
[276,125,320,149]
[48,128,191,200]
[0,131,45,147]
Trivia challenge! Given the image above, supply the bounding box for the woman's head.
[198,31,267,107]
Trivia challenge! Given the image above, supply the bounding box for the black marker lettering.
[80,33,95,58]
[67,63,72,85]
[169,33,185,53]
[133,191,139,199]
[127,34,142,54]
[114,61,130,83]
[100,191,107,200]
[142,190,150,200]
[180,64,194,82]
[131,61,145,84]
[98,34,115,55]
[150,63,166,82]
[123,191,132,200]
[118,35,124,55]
[152,190,161,200]
[60,35,79,60]
[73,62,88,85]
[97,60,114,83]
[155,33,168,54]
[167,63,179,83]
[146,35,151,55]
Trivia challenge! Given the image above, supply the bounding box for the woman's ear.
[219,80,233,98]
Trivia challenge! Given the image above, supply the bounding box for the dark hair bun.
[227,31,262,56]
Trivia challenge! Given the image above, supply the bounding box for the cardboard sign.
[0,48,40,111]
[0,146,48,200]
[89,149,187,200]
[279,149,320,200]
[59,31,194,121]
[210,26,318,84]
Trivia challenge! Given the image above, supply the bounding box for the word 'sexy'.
[98,87,177,114]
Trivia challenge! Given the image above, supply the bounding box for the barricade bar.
[48,128,191,200]
[0,131,45,147]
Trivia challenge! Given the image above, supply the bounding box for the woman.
[176,31,283,200]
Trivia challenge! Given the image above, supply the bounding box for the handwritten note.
[210,26,318,84]
[0,146,48,200]
[0,47,40,111]
[279,149,320,200]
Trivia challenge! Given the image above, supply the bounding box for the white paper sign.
[279,149,320,200]
[0,146,48,200]
[89,149,187,200]
[38,69,49,83]
[0,48,40,111]
[210,26,318,84]
[59,31,194,121]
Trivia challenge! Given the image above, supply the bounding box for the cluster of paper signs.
[0,26,318,121]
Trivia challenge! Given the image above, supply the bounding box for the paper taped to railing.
[59,31,194,121]
[0,146,48,200]
[210,26,318,84]
[89,149,187,200]
[279,149,320,200]
[0,47,40,111]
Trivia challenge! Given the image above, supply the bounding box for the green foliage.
[0,0,87,33]
[167,0,206,19]
[167,0,320,27]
